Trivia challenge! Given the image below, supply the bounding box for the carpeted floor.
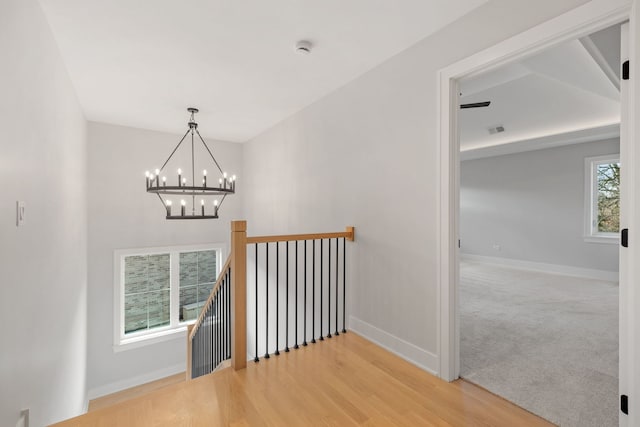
[460,260,618,427]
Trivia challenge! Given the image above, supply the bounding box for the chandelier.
[145,108,236,219]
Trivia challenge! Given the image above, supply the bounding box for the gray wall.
[86,122,243,396]
[242,0,590,372]
[460,139,620,272]
[0,0,88,425]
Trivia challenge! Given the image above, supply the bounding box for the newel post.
[231,220,247,370]
[346,226,355,241]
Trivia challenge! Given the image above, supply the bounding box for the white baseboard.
[349,316,439,376]
[461,254,619,282]
[87,363,185,401]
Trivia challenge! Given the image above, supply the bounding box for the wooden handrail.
[246,226,355,244]
[186,324,194,381]
[188,256,232,340]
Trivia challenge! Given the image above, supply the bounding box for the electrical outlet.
[16,201,25,226]
[492,243,501,251]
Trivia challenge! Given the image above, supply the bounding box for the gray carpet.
[460,260,618,427]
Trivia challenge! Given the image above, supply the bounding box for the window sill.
[114,322,195,353]
[584,235,620,245]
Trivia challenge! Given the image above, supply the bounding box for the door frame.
[437,0,636,423]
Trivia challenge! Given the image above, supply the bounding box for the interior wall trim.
[349,316,439,375]
[461,253,619,282]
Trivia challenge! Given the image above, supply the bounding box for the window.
[179,250,218,322]
[584,155,620,243]
[123,254,171,334]
[114,243,225,350]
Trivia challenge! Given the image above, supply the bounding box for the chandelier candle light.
[145,108,236,219]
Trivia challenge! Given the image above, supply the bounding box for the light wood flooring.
[88,373,186,412]
[54,333,552,426]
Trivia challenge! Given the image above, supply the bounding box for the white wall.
[86,122,242,397]
[0,0,88,425]
[242,0,590,373]
[460,140,620,273]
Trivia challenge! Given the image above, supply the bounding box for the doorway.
[436,0,637,425]
[457,25,622,424]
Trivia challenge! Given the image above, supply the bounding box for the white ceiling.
[38,0,487,142]
[459,24,621,158]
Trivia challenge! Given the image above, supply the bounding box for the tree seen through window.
[597,162,620,233]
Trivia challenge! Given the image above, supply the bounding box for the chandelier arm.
[155,192,166,207]
[159,129,191,172]
[217,193,228,209]
[195,129,224,175]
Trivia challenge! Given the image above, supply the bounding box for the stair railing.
[246,226,355,361]
[186,256,232,379]
[187,220,355,380]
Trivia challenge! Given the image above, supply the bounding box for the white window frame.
[113,242,226,352]
[584,154,620,244]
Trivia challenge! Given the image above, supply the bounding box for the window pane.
[198,250,217,283]
[596,162,620,233]
[124,255,147,294]
[179,252,198,286]
[147,290,170,328]
[180,250,217,321]
[124,293,147,333]
[124,254,170,334]
[148,254,170,291]
[198,282,214,302]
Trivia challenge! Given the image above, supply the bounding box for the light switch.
[16,201,25,226]
[16,409,29,427]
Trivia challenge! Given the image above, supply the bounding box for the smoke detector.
[488,125,505,135]
[295,40,313,54]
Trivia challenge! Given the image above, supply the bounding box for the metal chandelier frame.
[146,108,235,219]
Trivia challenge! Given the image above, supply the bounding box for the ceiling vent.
[488,125,505,135]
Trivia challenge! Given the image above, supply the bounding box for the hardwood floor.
[54,333,552,426]
[88,373,186,412]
